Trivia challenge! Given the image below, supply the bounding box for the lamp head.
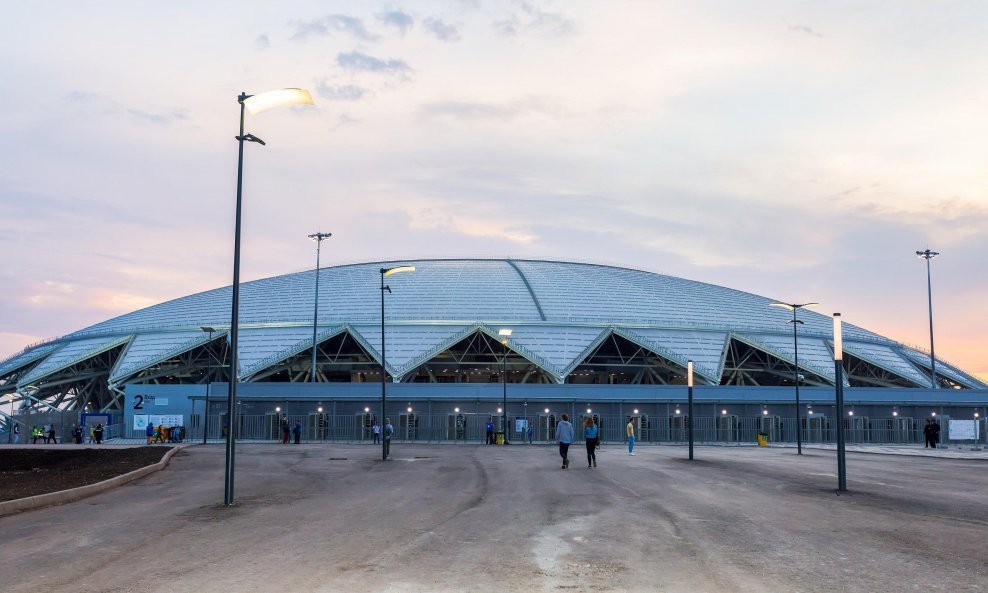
[308,232,332,241]
[833,313,843,361]
[241,88,314,115]
[687,360,694,387]
[382,265,416,277]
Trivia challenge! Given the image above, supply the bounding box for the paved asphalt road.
[1,443,985,593]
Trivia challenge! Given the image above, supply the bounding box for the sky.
[1,1,986,381]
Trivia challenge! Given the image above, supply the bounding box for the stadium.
[1,258,986,444]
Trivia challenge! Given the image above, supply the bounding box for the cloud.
[292,15,379,41]
[418,96,559,121]
[62,92,188,126]
[337,51,411,76]
[495,3,575,38]
[126,108,188,126]
[423,17,460,42]
[316,80,367,101]
[376,9,414,35]
[255,34,270,49]
[789,24,822,37]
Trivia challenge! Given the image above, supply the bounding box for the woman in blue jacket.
[584,417,598,468]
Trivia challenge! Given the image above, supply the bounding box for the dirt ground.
[0,446,171,501]
[2,444,987,593]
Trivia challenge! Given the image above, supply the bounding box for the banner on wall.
[949,419,978,441]
[134,414,185,430]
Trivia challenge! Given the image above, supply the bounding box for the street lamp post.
[916,249,939,389]
[200,326,216,445]
[308,232,332,383]
[380,265,415,461]
[226,88,313,506]
[833,313,847,492]
[770,302,819,455]
[687,360,694,460]
[499,328,512,444]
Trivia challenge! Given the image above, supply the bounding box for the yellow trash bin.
[496,432,505,445]
[756,432,769,447]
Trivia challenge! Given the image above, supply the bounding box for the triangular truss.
[237,325,345,380]
[732,333,837,384]
[18,335,132,388]
[615,328,728,384]
[842,341,931,388]
[110,330,222,386]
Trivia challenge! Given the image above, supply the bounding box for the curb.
[0,445,188,518]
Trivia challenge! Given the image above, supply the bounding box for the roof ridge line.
[505,260,547,322]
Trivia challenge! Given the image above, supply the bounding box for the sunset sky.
[1,1,985,380]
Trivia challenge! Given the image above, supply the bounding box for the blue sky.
[1,1,986,379]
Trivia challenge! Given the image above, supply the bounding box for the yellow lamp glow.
[242,88,314,115]
[383,265,416,277]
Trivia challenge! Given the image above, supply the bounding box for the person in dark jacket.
[293,421,302,444]
[923,419,935,448]
[932,418,941,448]
[93,423,104,444]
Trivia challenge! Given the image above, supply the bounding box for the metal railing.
[109,414,986,446]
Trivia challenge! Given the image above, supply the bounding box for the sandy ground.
[1,443,985,593]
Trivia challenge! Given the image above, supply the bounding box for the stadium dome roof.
[2,259,984,396]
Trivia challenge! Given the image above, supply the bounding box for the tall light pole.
[833,313,847,492]
[687,360,694,460]
[380,265,415,461]
[308,232,332,383]
[770,302,819,455]
[916,249,939,389]
[226,88,313,506]
[200,326,215,445]
[499,328,512,444]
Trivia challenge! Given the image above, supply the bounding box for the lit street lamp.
[687,360,694,460]
[770,302,819,455]
[226,88,313,506]
[200,326,215,445]
[499,328,512,444]
[308,232,332,383]
[916,249,939,389]
[380,265,415,460]
[833,313,847,492]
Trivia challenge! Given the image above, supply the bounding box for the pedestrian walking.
[923,419,935,448]
[31,426,42,444]
[73,425,83,444]
[627,417,636,456]
[88,425,95,443]
[556,413,574,469]
[12,423,19,444]
[293,420,302,444]
[372,421,381,444]
[93,423,104,444]
[146,422,155,444]
[383,418,394,458]
[932,418,941,448]
[527,424,534,445]
[281,417,290,444]
[584,417,599,468]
